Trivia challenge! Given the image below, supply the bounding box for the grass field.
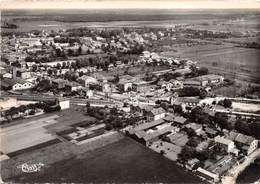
[5,137,202,183]
[0,115,59,154]
[161,43,260,83]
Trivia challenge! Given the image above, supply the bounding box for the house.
[183,80,201,87]
[18,37,42,47]
[185,123,203,135]
[205,127,218,138]
[51,79,67,89]
[117,75,134,92]
[225,131,258,155]
[78,75,98,87]
[132,80,152,92]
[42,60,76,67]
[164,132,189,146]
[126,119,165,136]
[1,78,16,90]
[130,104,153,116]
[188,74,224,87]
[186,158,200,170]
[13,79,33,90]
[214,135,235,153]
[65,82,83,92]
[102,82,111,93]
[171,97,200,111]
[173,116,187,125]
[59,99,70,110]
[196,167,219,182]
[12,68,31,79]
[2,73,12,79]
[146,107,166,121]
[169,79,183,89]
[141,126,173,146]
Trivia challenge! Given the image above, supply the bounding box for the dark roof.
[226,131,256,146]
[149,107,166,116]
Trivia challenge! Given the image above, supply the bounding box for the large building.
[225,131,258,155]
[186,74,224,87]
[146,107,166,121]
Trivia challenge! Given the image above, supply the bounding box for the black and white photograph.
[0,0,260,183]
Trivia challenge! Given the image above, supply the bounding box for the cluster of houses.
[125,102,259,183]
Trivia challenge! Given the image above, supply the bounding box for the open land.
[5,137,202,183]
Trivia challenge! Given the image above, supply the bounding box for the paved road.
[1,94,123,107]
[221,149,260,184]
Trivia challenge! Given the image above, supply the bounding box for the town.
[1,9,260,184]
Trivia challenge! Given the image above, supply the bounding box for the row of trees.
[178,87,208,99]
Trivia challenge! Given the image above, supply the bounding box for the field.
[161,43,260,83]
[2,9,260,32]
[5,137,202,183]
[0,115,59,154]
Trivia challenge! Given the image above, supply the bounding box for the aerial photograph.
[0,0,260,183]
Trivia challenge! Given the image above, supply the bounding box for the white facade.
[3,73,12,79]
[59,100,70,110]
[12,82,33,91]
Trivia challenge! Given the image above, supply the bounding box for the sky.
[1,0,260,9]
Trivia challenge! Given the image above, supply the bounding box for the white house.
[59,99,70,110]
[146,107,166,121]
[11,79,34,91]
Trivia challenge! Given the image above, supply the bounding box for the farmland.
[5,138,202,183]
[161,43,260,83]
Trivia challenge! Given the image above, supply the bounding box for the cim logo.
[17,162,44,173]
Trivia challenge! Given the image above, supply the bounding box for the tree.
[32,64,38,72]
[62,61,66,69]
[223,99,232,108]
[56,63,61,69]
[47,69,53,76]
[105,123,113,130]
[113,74,120,84]
[199,89,208,99]
[77,46,82,55]
[214,112,230,129]
[197,67,208,76]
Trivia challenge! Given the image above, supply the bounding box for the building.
[196,167,219,182]
[78,75,98,87]
[117,75,134,92]
[3,79,34,91]
[42,60,76,67]
[164,132,189,146]
[2,73,12,79]
[65,82,83,92]
[225,131,258,155]
[132,80,153,92]
[183,80,201,88]
[173,116,187,125]
[146,107,166,121]
[59,99,70,110]
[185,123,203,135]
[51,79,67,89]
[188,74,224,87]
[214,135,235,153]
[205,127,218,138]
[171,97,200,111]
[186,158,200,170]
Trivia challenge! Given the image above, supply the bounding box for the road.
[221,149,260,184]
[1,94,123,107]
